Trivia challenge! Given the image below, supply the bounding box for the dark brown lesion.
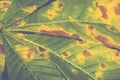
[38,47,47,57]
[58,2,63,9]
[88,25,94,31]
[40,30,86,44]
[3,2,11,8]
[114,3,120,15]
[27,49,34,59]
[100,63,106,70]
[114,51,120,56]
[95,35,120,51]
[82,50,92,57]
[39,47,46,52]
[13,19,23,26]
[62,52,69,57]
[95,2,108,19]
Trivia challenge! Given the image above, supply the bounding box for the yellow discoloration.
[19,20,26,26]
[22,5,37,13]
[115,24,120,31]
[76,53,85,64]
[15,44,29,51]
[0,1,11,8]
[99,63,106,71]
[85,24,97,38]
[93,33,119,46]
[95,71,103,78]
[15,44,34,61]
[14,18,26,26]
[71,69,78,74]
[17,33,24,37]
[88,7,94,12]
[92,0,120,24]
[112,51,120,64]
[68,16,75,21]
[47,9,57,20]
[91,8,102,20]
[0,54,5,68]
[52,0,64,11]
[36,24,65,32]
[46,0,64,20]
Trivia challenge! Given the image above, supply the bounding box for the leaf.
[2,0,55,28]
[22,0,120,26]
[2,33,96,80]
[1,0,120,80]
[2,34,66,80]
[49,53,96,80]
[6,22,120,80]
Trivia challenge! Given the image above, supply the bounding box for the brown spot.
[3,2,10,8]
[114,3,120,15]
[95,2,99,7]
[88,26,94,31]
[40,53,46,57]
[113,51,120,64]
[40,30,85,44]
[0,44,5,55]
[99,6,108,19]
[39,47,45,52]
[71,34,86,44]
[100,63,106,70]
[114,51,120,56]
[40,30,70,37]
[40,53,44,57]
[48,14,53,17]
[13,19,22,26]
[63,52,68,57]
[58,3,63,9]
[27,49,34,59]
[71,34,81,40]
[95,35,120,51]
[96,2,108,19]
[83,50,92,57]
[95,35,109,44]
[108,26,117,32]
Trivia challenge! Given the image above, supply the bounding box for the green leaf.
[6,22,120,80]
[0,0,120,80]
[2,33,96,80]
[2,0,55,28]
[23,0,120,25]
[49,53,96,80]
[2,34,66,80]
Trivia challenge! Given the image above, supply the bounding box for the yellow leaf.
[22,5,37,13]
